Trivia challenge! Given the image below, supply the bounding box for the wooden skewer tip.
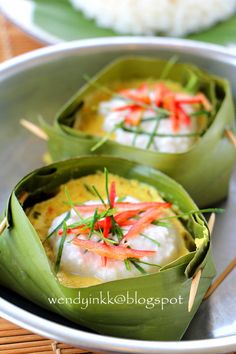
[20,119,48,141]
[208,212,216,235]
[188,269,202,312]
[225,129,236,148]
[204,257,236,300]
[0,217,8,235]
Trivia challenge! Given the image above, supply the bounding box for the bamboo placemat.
[0,13,43,62]
[0,317,106,354]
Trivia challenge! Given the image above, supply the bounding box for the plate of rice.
[0,0,236,45]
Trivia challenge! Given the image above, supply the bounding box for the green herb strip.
[84,75,169,116]
[129,258,161,268]
[67,208,116,230]
[140,233,161,247]
[104,167,111,207]
[130,260,147,274]
[94,230,118,245]
[124,259,132,271]
[44,211,70,243]
[88,208,99,240]
[91,123,121,152]
[156,208,224,223]
[84,183,97,196]
[55,221,68,273]
[159,55,179,80]
[116,196,127,202]
[146,115,161,149]
[64,187,83,220]
[122,125,203,138]
[92,185,106,206]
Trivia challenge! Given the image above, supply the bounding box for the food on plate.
[42,57,236,207]
[69,0,236,36]
[0,156,215,340]
[74,79,210,153]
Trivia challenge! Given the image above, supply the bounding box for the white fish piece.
[49,197,187,282]
[100,94,198,153]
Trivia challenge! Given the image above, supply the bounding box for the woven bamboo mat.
[0,13,43,62]
[0,317,106,354]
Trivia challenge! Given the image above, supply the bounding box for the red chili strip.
[75,201,171,213]
[121,205,170,243]
[72,238,156,261]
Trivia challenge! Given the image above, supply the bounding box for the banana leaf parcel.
[0,156,215,341]
[42,56,236,207]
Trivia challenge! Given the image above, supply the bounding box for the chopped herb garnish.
[111,218,124,241]
[124,259,131,271]
[104,167,111,207]
[130,260,147,274]
[160,55,179,80]
[121,125,203,138]
[55,221,67,273]
[44,211,70,243]
[64,187,83,220]
[140,233,161,247]
[88,208,99,240]
[91,123,122,152]
[185,69,198,93]
[84,183,97,196]
[94,230,119,245]
[146,115,161,149]
[156,208,224,223]
[190,110,210,117]
[67,208,116,230]
[116,196,127,202]
[84,75,169,115]
[91,185,106,206]
[131,124,142,146]
[129,258,161,268]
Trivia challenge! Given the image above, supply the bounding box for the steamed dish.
[27,171,192,286]
[70,0,236,36]
[75,80,210,153]
[0,157,215,340]
[43,56,236,207]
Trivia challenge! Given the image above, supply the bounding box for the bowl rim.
[0,37,236,353]
[1,36,236,79]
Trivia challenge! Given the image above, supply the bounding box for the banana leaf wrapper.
[0,156,215,341]
[42,56,236,207]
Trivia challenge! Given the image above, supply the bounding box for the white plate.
[1,0,236,47]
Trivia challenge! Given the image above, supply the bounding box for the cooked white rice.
[69,0,236,36]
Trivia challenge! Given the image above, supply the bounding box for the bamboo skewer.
[225,129,236,148]
[0,217,8,235]
[207,212,215,234]
[203,210,236,300]
[20,119,48,141]
[0,338,52,347]
[204,257,236,300]
[188,269,202,312]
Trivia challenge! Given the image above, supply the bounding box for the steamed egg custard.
[75,80,211,153]
[27,171,195,288]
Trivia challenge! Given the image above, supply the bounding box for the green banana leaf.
[32,0,236,44]
[42,56,236,207]
[0,156,215,341]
